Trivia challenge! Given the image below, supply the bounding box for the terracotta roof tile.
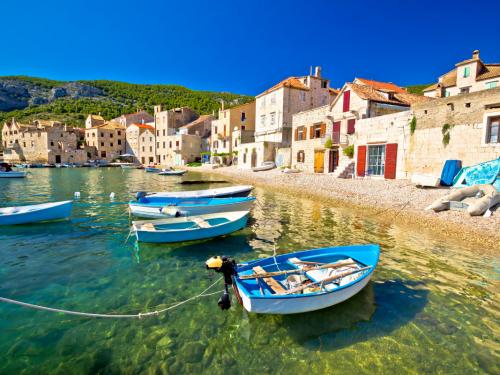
[424,62,500,92]
[130,123,154,131]
[350,83,431,106]
[256,77,309,97]
[355,78,407,93]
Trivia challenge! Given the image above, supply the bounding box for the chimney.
[309,66,313,76]
[314,66,322,78]
[472,49,480,60]
[221,100,225,111]
[435,83,442,98]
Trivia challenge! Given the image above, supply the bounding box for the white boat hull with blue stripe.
[132,210,249,243]
[129,197,255,218]
[233,244,379,314]
[0,200,73,225]
[136,185,253,201]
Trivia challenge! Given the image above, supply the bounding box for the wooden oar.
[283,266,372,295]
[239,259,356,280]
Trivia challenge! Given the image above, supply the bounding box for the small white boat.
[0,171,27,178]
[283,168,300,174]
[411,173,441,187]
[206,244,379,314]
[132,211,249,243]
[129,197,256,218]
[136,185,253,201]
[252,161,276,172]
[119,163,142,169]
[158,169,187,176]
[0,201,72,225]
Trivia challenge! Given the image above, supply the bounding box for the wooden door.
[314,150,325,173]
[328,149,339,173]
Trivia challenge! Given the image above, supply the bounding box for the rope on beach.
[0,277,223,319]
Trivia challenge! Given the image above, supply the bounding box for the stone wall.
[408,87,500,175]
[237,141,278,170]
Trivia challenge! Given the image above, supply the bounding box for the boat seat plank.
[192,217,211,228]
[142,223,156,231]
[252,266,287,294]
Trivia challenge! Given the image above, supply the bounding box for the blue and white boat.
[0,200,73,225]
[206,244,379,314]
[145,167,161,173]
[132,211,249,243]
[158,169,187,176]
[136,185,253,202]
[129,197,256,218]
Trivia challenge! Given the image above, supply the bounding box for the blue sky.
[2,0,500,95]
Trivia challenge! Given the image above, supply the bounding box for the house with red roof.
[423,50,500,98]
[291,78,430,177]
[125,123,156,164]
[238,67,337,169]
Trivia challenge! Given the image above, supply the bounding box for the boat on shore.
[0,200,73,225]
[206,244,379,314]
[252,161,276,172]
[136,185,253,201]
[411,173,441,187]
[145,167,161,173]
[132,210,249,243]
[129,197,256,218]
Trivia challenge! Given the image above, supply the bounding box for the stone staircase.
[331,160,355,179]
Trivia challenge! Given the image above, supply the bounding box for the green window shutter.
[463,67,470,78]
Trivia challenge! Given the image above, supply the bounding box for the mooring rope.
[0,277,223,319]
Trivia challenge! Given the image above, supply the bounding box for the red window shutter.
[356,145,367,176]
[384,143,398,179]
[294,128,299,141]
[320,123,326,137]
[347,119,356,134]
[343,90,351,112]
[332,122,341,143]
[310,126,314,139]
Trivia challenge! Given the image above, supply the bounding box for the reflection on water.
[0,168,498,374]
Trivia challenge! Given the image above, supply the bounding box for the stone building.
[125,123,156,164]
[2,119,88,164]
[210,101,255,163]
[423,50,500,98]
[85,114,105,129]
[112,110,154,127]
[352,87,500,179]
[153,106,199,164]
[85,121,126,161]
[291,78,429,176]
[237,67,335,169]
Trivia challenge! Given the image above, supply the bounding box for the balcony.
[332,133,349,145]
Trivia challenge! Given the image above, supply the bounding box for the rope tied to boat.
[0,277,223,319]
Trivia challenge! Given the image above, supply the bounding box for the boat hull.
[140,185,253,201]
[129,198,255,218]
[158,170,187,176]
[0,171,27,178]
[134,212,249,243]
[0,201,72,225]
[238,274,371,314]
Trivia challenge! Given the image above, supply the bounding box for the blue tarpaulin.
[440,160,462,186]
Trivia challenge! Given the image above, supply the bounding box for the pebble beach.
[189,165,500,249]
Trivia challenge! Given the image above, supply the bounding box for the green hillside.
[405,84,432,95]
[0,76,254,126]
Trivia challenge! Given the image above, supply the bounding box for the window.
[444,89,451,97]
[101,132,104,137]
[486,116,499,144]
[223,140,227,148]
[343,90,351,112]
[101,151,106,158]
[101,142,104,146]
[163,129,166,136]
[150,146,153,152]
[92,133,95,137]
[367,145,386,176]
[163,142,166,148]
[142,146,145,152]
[50,141,54,146]
[270,112,276,126]
[321,80,327,88]
[486,81,498,89]
[169,141,172,148]
[465,103,471,108]
[118,139,122,145]
[110,133,113,138]
[463,66,470,78]
[313,124,322,138]
[23,142,26,147]
[242,125,246,130]
[157,130,160,136]
[176,141,179,147]
[260,115,266,126]
[270,93,276,104]
[241,112,246,121]
[321,95,327,105]
[460,87,470,94]
[297,150,305,163]
[299,92,306,102]
[117,131,121,136]
[347,119,356,134]
[214,126,218,134]
[157,142,160,148]
[110,142,113,147]
[296,126,306,141]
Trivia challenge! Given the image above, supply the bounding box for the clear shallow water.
[0,168,498,374]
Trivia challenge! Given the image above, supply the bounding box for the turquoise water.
[0,168,498,374]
